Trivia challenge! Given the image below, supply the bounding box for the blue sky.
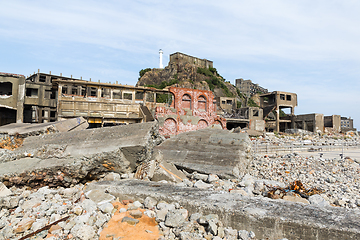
[1,0,359,129]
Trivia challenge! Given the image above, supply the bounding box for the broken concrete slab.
[86,180,360,240]
[135,150,187,183]
[0,122,164,187]
[155,128,252,178]
[0,182,12,197]
[0,117,88,140]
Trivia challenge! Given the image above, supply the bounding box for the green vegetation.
[279,109,287,117]
[145,79,179,89]
[156,93,173,104]
[197,67,233,97]
[247,98,259,107]
[236,87,244,99]
[138,68,152,80]
[237,101,242,108]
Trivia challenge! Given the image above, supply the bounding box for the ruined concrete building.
[341,116,356,132]
[155,87,226,136]
[169,52,213,69]
[0,72,225,135]
[260,91,297,132]
[0,72,25,125]
[236,78,268,97]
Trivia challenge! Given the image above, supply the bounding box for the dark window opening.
[226,100,232,105]
[113,90,122,99]
[81,87,86,97]
[286,95,291,101]
[0,82,12,95]
[135,91,144,100]
[101,88,111,98]
[146,92,154,102]
[280,94,285,100]
[253,110,259,117]
[62,86,68,94]
[123,93,133,100]
[26,88,38,97]
[50,111,56,118]
[89,87,97,97]
[39,75,46,82]
[71,86,78,95]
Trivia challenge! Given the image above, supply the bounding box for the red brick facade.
[155,87,226,136]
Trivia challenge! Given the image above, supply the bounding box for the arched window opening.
[198,95,207,111]
[182,94,191,109]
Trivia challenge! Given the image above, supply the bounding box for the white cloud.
[0,0,359,128]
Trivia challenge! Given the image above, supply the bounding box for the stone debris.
[0,125,359,239]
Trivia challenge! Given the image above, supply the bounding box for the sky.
[1,0,359,129]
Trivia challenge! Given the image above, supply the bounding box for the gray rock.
[207,219,218,235]
[80,199,97,213]
[98,202,114,214]
[238,229,250,240]
[70,223,96,240]
[308,194,330,207]
[193,173,208,181]
[129,209,143,219]
[144,196,157,209]
[121,216,139,226]
[164,210,187,227]
[144,209,156,218]
[103,172,121,181]
[207,174,220,183]
[0,182,12,197]
[194,180,212,189]
[85,189,115,205]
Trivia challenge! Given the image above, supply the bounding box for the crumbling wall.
[155,87,226,136]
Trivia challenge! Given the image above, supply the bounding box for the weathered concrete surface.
[134,150,187,183]
[155,128,252,178]
[0,117,88,139]
[0,122,163,187]
[86,180,360,240]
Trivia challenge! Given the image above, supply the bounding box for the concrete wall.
[324,115,341,132]
[218,97,236,111]
[155,87,226,136]
[169,52,213,68]
[295,113,324,133]
[0,73,25,125]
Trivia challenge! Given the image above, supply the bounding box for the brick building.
[155,87,226,136]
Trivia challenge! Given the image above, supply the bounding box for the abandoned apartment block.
[260,91,297,132]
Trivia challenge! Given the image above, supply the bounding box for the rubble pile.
[0,179,288,240]
[1,122,360,239]
[252,130,359,150]
[247,153,360,208]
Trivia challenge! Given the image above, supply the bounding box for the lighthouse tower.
[159,49,164,69]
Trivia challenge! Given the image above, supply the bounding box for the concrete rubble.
[0,122,360,239]
[155,128,253,179]
[0,117,89,139]
[0,121,163,187]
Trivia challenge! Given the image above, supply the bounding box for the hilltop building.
[236,78,268,97]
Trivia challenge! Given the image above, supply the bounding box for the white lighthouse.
[159,49,164,69]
